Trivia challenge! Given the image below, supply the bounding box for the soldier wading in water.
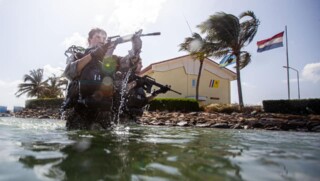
[61,28,169,130]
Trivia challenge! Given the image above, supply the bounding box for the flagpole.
[285,25,290,99]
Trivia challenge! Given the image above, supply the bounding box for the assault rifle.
[133,75,182,95]
[108,30,161,44]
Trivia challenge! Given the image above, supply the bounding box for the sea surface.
[0,117,319,181]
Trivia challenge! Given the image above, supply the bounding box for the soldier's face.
[89,32,107,47]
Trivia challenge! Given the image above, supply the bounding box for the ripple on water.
[146,163,181,175]
[0,117,66,130]
[0,119,320,181]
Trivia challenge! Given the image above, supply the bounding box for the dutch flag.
[257,32,284,52]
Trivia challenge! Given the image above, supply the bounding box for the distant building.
[13,106,24,113]
[140,55,237,105]
[0,106,7,113]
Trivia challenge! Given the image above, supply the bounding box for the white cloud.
[242,82,256,88]
[94,14,105,25]
[0,80,21,87]
[43,64,64,78]
[108,0,167,34]
[189,39,203,52]
[302,62,320,83]
[62,32,87,49]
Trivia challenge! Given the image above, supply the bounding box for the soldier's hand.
[132,30,142,54]
[151,86,170,96]
[159,86,170,94]
[135,78,145,87]
[90,42,110,61]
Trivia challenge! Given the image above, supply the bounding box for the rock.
[251,110,257,115]
[244,117,258,122]
[150,120,164,125]
[177,121,188,126]
[189,112,198,116]
[258,118,285,129]
[231,123,243,129]
[12,107,318,132]
[286,119,306,129]
[188,118,196,126]
[238,117,245,122]
[211,123,229,128]
[311,125,320,132]
[38,115,50,119]
[249,120,264,129]
[265,126,281,131]
[307,121,320,130]
[195,123,211,127]
[165,120,174,126]
[309,115,320,121]
[195,118,208,124]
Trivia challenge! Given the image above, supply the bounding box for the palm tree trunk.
[196,59,204,102]
[235,56,244,110]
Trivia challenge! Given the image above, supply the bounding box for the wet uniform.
[62,36,146,130]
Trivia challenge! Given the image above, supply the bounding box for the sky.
[0,0,319,110]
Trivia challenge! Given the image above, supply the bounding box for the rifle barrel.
[141,32,161,37]
[169,89,182,95]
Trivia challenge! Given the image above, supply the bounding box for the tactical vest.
[62,47,115,111]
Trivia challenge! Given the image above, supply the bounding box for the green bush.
[263,99,320,115]
[148,98,200,112]
[26,98,64,109]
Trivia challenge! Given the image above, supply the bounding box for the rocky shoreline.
[14,108,320,132]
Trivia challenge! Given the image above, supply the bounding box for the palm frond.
[15,68,46,98]
[179,33,204,53]
[211,49,232,59]
[238,11,260,46]
[197,12,240,46]
[239,10,256,20]
[237,51,251,69]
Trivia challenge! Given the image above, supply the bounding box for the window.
[192,79,196,87]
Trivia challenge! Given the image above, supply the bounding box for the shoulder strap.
[65,45,86,62]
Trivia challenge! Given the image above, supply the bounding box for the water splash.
[114,125,131,135]
[114,69,132,125]
[60,110,66,120]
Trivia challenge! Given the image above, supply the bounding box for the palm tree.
[179,33,215,101]
[197,11,260,109]
[58,76,69,92]
[41,74,65,98]
[15,69,47,98]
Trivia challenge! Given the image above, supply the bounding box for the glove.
[152,86,170,96]
[90,42,110,61]
[132,30,142,54]
[159,86,170,94]
[135,78,145,87]
[130,55,141,67]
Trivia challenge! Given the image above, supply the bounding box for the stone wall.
[13,108,320,132]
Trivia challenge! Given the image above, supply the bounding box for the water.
[0,117,319,181]
[115,69,132,125]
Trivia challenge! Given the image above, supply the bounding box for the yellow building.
[140,55,237,105]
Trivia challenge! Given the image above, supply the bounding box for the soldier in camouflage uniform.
[62,28,143,130]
